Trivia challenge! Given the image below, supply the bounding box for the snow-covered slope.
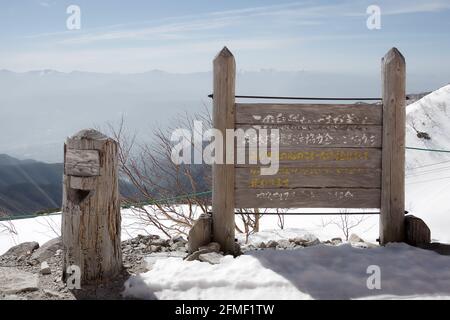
[405,84,450,242]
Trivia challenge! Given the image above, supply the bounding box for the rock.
[266,240,278,248]
[138,243,147,250]
[40,261,52,275]
[170,241,186,251]
[150,238,168,247]
[258,242,266,249]
[349,234,365,243]
[199,242,221,253]
[276,239,291,249]
[184,249,210,261]
[43,289,65,299]
[1,242,39,258]
[150,245,161,252]
[187,214,212,253]
[172,235,186,243]
[405,215,431,246]
[0,267,39,294]
[331,237,343,245]
[304,238,321,247]
[199,252,223,265]
[31,237,63,262]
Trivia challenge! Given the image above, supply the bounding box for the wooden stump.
[405,215,431,246]
[62,129,122,285]
[188,214,212,254]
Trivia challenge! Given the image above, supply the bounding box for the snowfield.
[1,84,450,300]
[124,241,450,300]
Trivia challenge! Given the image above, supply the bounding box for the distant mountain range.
[0,69,447,163]
[0,154,62,216]
[0,154,139,217]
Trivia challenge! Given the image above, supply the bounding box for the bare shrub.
[320,209,371,241]
[110,110,264,238]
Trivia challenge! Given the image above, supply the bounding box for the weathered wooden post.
[62,129,122,284]
[212,47,236,254]
[380,48,406,245]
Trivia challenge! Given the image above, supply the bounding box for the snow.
[124,240,450,300]
[405,84,450,243]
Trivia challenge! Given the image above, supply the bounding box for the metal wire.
[207,94,382,101]
[208,211,380,215]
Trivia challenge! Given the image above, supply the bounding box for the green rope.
[0,191,213,221]
[122,190,212,209]
[0,211,61,222]
[406,147,450,153]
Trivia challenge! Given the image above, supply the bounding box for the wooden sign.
[212,47,406,251]
[234,104,382,208]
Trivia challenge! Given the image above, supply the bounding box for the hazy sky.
[1,0,450,76]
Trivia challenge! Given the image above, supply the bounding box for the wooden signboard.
[212,47,406,252]
[234,102,382,209]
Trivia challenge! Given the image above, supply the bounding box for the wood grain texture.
[235,188,380,208]
[212,47,236,255]
[65,149,100,177]
[62,130,122,284]
[235,124,382,148]
[236,167,381,188]
[380,48,406,245]
[236,103,382,125]
[234,147,382,168]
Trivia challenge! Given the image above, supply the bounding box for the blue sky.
[1,0,450,77]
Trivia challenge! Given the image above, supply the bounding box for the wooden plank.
[234,147,382,168]
[212,47,236,255]
[380,48,406,244]
[236,103,382,125]
[65,149,100,177]
[235,124,382,148]
[235,188,381,208]
[236,167,381,188]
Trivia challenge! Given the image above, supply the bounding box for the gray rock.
[276,239,291,249]
[170,241,186,251]
[258,242,267,249]
[172,235,187,243]
[266,240,278,248]
[349,234,364,243]
[304,238,321,247]
[199,242,221,253]
[2,242,39,257]
[40,261,52,275]
[31,237,63,262]
[184,249,210,261]
[331,237,343,245]
[150,245,161,252]
[199,252,223,265]
[150,238,168,247]
[0,267,39,294]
